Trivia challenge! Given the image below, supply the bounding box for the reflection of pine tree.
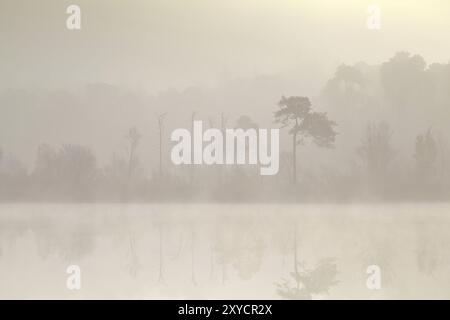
[276,258,338,300]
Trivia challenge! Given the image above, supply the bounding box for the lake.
[0,203,449,299]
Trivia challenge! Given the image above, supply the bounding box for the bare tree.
[220,113,228,184]
[125,127,141,180]
[189,111,197,185]
[157,113,167,179]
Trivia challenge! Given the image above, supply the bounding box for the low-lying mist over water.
[1,204,449,299]
[1,0,450,299]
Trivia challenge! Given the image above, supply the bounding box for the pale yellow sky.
[1,0,449,92]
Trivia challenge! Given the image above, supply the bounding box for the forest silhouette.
[1,52,449,202]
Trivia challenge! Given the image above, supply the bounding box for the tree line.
[1,52,449,202]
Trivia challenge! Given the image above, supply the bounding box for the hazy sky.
[1,0,450,93]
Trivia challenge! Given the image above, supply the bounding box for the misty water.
[0,203,449,299]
